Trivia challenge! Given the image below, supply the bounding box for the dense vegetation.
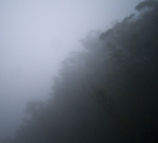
[4,0,158,142]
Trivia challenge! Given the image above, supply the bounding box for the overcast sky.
[0,0,142,140]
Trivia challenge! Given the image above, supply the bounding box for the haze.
[0,0,142,141]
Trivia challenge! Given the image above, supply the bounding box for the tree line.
[3,0,158,142]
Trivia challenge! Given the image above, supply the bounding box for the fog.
[0,0,142,141]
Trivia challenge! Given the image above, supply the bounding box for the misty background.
[0,0,142,141]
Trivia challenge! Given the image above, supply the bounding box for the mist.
[0,0,146,142]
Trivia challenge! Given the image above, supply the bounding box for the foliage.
[135,0,158,13]
[4,0,158,142]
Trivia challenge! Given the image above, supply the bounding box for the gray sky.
[0,0,142,140]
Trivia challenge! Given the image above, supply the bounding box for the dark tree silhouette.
[4,0,158,142]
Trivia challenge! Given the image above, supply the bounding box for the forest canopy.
[4,0,158,142]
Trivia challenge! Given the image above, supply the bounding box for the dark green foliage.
[4,0,158,142]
